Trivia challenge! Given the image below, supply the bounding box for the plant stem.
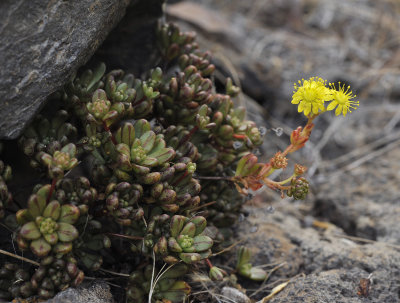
[47,178,57,203]
[103,122,117,145]
[196,176,233,181]
[189,201,216,212]
[205,258,213,268]
[106,233,144,240]
[233,134,247,140]
[100,268,130,277]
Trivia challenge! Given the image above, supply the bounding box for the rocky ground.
[166,0,400,302]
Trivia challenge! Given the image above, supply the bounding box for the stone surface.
[0,0,131,139]
[44,281,114,303]
[236,199,400,302]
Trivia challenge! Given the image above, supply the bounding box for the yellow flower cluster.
[291,77,359,117]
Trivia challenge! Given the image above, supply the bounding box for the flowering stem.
[263,178,291,190]
[273,174,295,186]
[233,134,247,140]
[196,176,233,181]
[47,178,57,203]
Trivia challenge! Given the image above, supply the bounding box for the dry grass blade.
[334,234,400,250]
[250,262,287,297]
[256,281,289,303]
[100,268,130,277]
[0,248,39,266]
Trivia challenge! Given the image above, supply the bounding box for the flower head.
[327,82,359,116]
[291,77,332,116]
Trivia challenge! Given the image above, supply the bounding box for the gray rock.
[44,281,114,303]
[0,0,131,139]
[237,201,400,302]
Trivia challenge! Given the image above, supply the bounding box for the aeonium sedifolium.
[0,21,360,302]
[234,76,358,198]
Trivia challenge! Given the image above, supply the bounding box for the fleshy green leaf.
[30,237,51,257]
[170,215,186,238]
[134,119,151,138]
[16,209,32,225]
[28,193,47,218]
[59,205,80,224]
[158,281,191,303]
[140,131,156,153]
[192,235,213,252]
[179,252,201,264]
[180,222,196,237]
[116,123,135,146]
[42,201,61,220]
[61,143,76,158]
[53,242,73,255]
[20,222,41,240]
[57,222,79,242]
[43,232,58,245]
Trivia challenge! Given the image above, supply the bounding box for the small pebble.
[272,127,283,137]
[221,286,251,303]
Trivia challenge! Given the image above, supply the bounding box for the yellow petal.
[335,105,342,116]
[304,104,311,116]
[298,102,304,112]
[312,104,319,114]
[327,101,337,111]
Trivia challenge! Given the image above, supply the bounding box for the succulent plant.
[0,263,34,300]
[64,63,106,116]
[73,218,110,271]
[127,264,191,303]
[236,246,267,281]
[55,177,98,214]
[154,215,213,264]
[157,23,197,62]
[38,143,78,180]
[105,181,143,225]
[202,180,246,230]
[31,255,84,299]
[112,120,175,182]
[16,184,80,257]
[18,110,77,169]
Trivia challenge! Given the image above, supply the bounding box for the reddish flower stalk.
[205,258,213,268]
[46,178,57,204]
[102,121,117,145]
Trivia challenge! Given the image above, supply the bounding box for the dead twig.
[0,248,40,266]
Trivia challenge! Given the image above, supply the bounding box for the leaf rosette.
[113,120,175,182]
[16,184,80,257]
